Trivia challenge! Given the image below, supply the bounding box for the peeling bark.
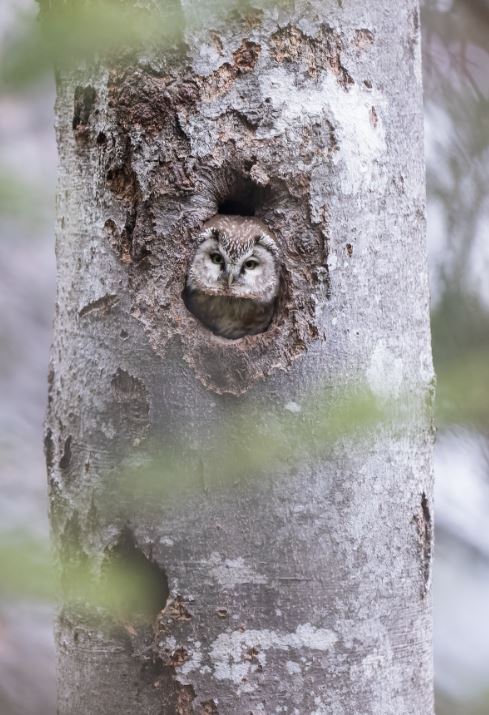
[46,1,434,713]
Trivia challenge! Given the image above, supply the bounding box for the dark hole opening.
[59,435,72,471]
[218,198,255,216]
[102,528,169,621]
[217,176,271,217]
[73,85,96,130]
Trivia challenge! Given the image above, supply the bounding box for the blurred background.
[0,0,488,712]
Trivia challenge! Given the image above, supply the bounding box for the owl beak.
[227,268,239,286]
[226,266,240,286]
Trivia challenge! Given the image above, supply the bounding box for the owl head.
[186,215,280,303]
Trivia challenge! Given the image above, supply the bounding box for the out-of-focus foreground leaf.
[0,531,165,619]
[2,354,489,604]
[0,0,289,90]
[1,2,181,90]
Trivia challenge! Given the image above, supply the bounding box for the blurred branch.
[465,0,489,27]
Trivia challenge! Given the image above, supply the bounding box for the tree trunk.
[46,1,434,713]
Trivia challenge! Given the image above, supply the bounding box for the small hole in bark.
[413,492,433,598]
[96,131,107,145]
[44,428,55,472]
[59,435,72,471]
[103,528,169,621]
[73,85,96,131]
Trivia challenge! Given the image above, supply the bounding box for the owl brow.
[220,236,251,262]
[257,234,278,256]
[197,227,219,244]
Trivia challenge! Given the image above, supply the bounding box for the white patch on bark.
[350,650,386,681]
[258,67,386,195]
[284,401,302,414]
[209,552,268,588]
[285,660,302,674]
[159,536,174,546]
[366,340,404,401]
[101,421,116,439]
[208,624,337,686]
[311,698,346,715]
[161,635,176,649]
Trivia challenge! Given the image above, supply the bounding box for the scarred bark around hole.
[46,1,434,713]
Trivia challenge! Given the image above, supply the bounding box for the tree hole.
[218,198,255,216]
[103,529,169,621]
[215,172,271,217]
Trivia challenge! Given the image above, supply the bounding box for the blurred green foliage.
[1,2,182,91]
[0,0,289,90]
[0,530,166,620]
[0,358,486,612]
[116,385,385,511]
[436,690,489,715]
[1,384,385,610]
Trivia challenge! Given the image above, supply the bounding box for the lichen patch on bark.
[270,24,353,86]
[208,624,338,687]
[354,28,375,49]
[200,700,219,714]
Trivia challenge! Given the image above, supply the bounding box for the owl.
[184,215,280,339]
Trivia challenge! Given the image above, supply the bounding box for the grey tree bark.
[45,1,434,713]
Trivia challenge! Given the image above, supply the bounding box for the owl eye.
[210,252,224,266]
[244,259,258,270]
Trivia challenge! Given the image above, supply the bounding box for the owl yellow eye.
[210,252,224,266]
[244,259,258,270]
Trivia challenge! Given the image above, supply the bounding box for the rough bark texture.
[47,1,434,713]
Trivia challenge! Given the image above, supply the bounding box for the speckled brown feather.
[185,215,280,339]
